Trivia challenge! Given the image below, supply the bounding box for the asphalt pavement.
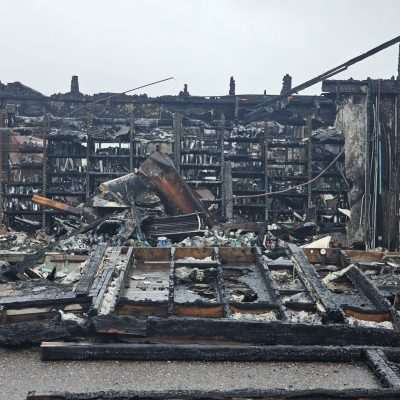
[0,348,380,400]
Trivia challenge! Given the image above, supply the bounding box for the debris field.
[2,35,400,400]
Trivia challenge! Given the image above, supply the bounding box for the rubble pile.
[3,62,400,398]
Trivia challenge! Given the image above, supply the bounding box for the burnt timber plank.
[0,317,82,346]
[364,349,400,388]
[92,247,134,315]
[25,388,400,400]
[75,244,107,297]
[90,248,120,306]
[40,342,364,362]
[0,291,81,309]
[384,348,400,361]
[167,247,175,315]
[255,246,287,320]
[147,316,400,346]
[345,265,391,313]
[287,243,344,323]
[91,315,147,337]
[214,247,230,317]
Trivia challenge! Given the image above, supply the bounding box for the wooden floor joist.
[146,316,400,346]
[364,349,400,388]
[91,315,147,337]
[345,265,392,314]
[255,246,287,320]
[287,243,344,323]
[40,342,366,362]
[0,317,80,346]
[75,244,107,297]
[25,388,400,400]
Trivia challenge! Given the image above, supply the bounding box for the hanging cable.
[230,148,345,200]
[68,76,174,116]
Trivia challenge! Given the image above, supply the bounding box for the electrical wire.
[69,77,174,116]
[231,148,345,200]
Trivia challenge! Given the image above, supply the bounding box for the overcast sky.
[1,0,400,97]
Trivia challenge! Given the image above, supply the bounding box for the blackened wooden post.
[129,115,135,172]
[288,243,344,323]
[219,114,226,220]
[41,114,49,229]
[214,247,230,317]
[173,112,182,174]
[264,121,269,222]
[234,96,239,119]
[168,247,175,316]
[224,161,233,221]
[306,115,313,211]
[0,128,10,226]
[86,135,92,200]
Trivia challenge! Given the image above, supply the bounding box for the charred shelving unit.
[265,124,308,222]
[176,114,225,220]
[311,132,348,231]
[86,125,138,198]
[226,124,268,222]
[2,126,46,229]
[45,131,87,228]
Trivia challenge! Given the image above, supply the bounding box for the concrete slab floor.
[0,349,381,400]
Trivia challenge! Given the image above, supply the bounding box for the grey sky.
[1,0,400,97]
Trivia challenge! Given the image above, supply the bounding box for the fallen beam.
[75,244,107,297]
[31,195,83,217]
[91,315,147,336]
[0,317,82,347]
[255,246,287,320]
[146,316,400,346]
[287,243,344,323]
[40,342,365,362]
[31,195,96,222]
[25,388,400,400]
[345,265,391,313]
[364,349,400,388]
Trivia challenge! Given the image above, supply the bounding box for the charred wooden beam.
[287,244,344,323]
[25,388,400,400]
[91,266,116,314]
[146,316,400,346]
[345,265,391,313]
[40,342,365,362]
[0,291,82,309]
[364,349,400,388]
[255,246,287,320]
[223,161,233,221]
[91,315,147,337]
[90,247,134,315]
[0,317,83,347]
[31,195,83,217]
[173,112,182,174]
[246,34,400,122]
[75,244,107,297]
[214,247,230,317]
[167,247,175,315]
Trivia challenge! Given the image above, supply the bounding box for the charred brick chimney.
[70,75,80,94]
[229,76,236,96]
